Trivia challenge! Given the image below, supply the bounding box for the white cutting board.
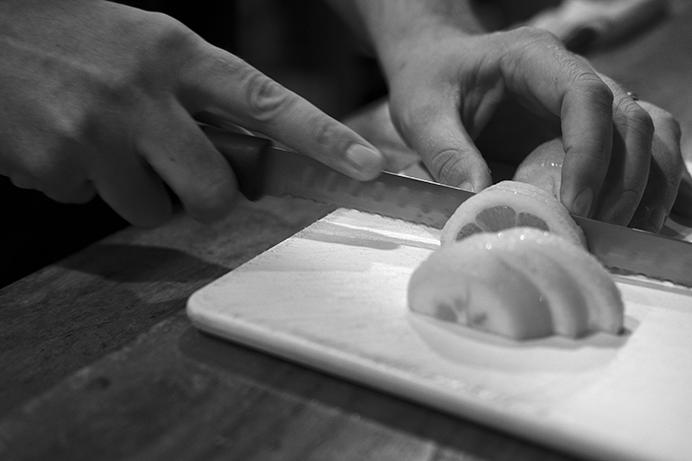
[187,209,692,461]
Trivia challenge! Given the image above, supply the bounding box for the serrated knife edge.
[207,129,692,288]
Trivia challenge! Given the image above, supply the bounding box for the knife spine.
[265,148,470,229]
[262,146,692,287]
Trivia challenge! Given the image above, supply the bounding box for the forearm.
[341,0,493,78]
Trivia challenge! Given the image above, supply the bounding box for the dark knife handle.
[203,126,272,201]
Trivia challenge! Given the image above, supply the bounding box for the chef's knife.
[206,128,692,287]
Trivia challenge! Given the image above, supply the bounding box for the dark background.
[1,0,386,287]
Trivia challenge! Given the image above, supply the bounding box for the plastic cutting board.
[188,208,692,461]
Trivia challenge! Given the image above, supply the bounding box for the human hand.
[0,0,384,227]
[381,26,661,223]
[345,75,683,232]
[512,98,683,232]
[493,73,684,232]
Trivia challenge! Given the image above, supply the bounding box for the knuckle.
[429,149,465,184]
[505,27,561,60]
[40,102,92,146]
[512,26,558,45]
[146,12,201,55]
[311,117,345,151]
[94,73,136,106]
[651,107,682,141]
[576,74,613,108]
[133,12,203,89]
[570,53,593,69]
[390,98,435,139]
[575,72,611,96]
[631,109,655,139]
[618,100,654,139]
[243,70,296,123]
[83,61,144,110]
[640,102,682,142]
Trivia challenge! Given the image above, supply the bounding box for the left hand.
[510,98,684,233]
[379,26,680,227]
[347,78,684,232]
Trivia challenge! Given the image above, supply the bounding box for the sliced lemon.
[522,229,624,335]
[408,239,554,340]
[441,180,586,248]
[409,228,624,340]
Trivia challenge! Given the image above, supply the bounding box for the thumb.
[391,97,492,192]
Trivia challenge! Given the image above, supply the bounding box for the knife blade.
[206,128,692,287]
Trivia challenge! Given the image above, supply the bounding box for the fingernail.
[458,181,475,193]
[346,144,384,174]
[568,188,593,217]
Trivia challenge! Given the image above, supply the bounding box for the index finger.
[559,72,613,217]
[499,29,613,216]
[179,45,385,181]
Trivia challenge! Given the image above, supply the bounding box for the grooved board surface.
[188,209,692,461]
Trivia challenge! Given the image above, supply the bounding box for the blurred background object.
[526,0,669,53]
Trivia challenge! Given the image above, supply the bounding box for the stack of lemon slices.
[408,180,624,341]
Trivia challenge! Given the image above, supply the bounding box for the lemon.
[513,138,565,198]
[441,180,586,248]
[408,228,624,340]
[408,235,554,340]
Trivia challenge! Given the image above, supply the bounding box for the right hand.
[0,0,385,227]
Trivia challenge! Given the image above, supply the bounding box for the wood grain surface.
[2,3,692,460]
[0,313,578,461]
[0,197,332,416]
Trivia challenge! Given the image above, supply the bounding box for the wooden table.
[2,3,692,460]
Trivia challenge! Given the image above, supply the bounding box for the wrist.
[352,0,485,79]
[378,25,476,82]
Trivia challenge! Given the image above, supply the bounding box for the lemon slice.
[441,180,586,248]
[409,228,624,340]
[408,239,554,340]
[522,229,624,334]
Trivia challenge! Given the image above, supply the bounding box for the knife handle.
[203,126,272,201]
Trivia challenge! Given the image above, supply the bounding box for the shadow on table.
[58,243,230,284]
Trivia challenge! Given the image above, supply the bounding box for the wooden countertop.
[2,3,692,460]
[2,198,580,461]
